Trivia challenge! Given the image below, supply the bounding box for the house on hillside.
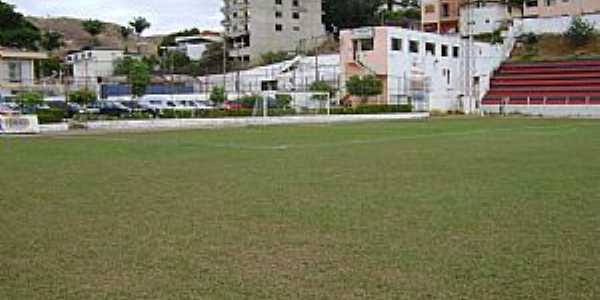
[421,0,460,33]
[459,0,523,36]
[162,31,223,61]
[0,48,48,99]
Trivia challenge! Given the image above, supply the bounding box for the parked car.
[121,101,155,114]
[0,103,18,115]
[98,102,132,116]
[222,101,242,110]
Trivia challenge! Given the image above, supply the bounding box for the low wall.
[40,123,69,133]
[482,105,600,117]
[516,14,600,34]
[75,113,430,132]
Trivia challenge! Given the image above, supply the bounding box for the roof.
[0,48,48,60]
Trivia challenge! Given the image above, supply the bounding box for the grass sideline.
[1,118,599,299]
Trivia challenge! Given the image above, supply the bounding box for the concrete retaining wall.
[515,14,600,34]
[482,105,600,117]
[39,123,69,133]
[76,113,430,132]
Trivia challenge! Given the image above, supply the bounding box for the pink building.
[524,0,600,18]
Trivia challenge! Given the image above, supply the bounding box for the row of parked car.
[0,99,246,117]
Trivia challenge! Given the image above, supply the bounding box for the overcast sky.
[6,0,223,35]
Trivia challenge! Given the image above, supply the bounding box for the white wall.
[516,13,600,34]
[460,4,511,36]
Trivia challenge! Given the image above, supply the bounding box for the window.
[391,38,402,51]
[292,12,300,19]
[453,46,460,58]
[353,38,374,51]
[442,4,450,17]
[293,26,300,31]
[293,0,299,7]
[409,40,420,53]
[275,24,283,31]
[425,42,436,55]
[425,4,435,13]
[8,62,22,83]
[441,44,449,57]
[275,0,282,5]
[275,11,282,18]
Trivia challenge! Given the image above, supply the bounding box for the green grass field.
[1,118,599,299]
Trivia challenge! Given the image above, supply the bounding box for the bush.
[565,16,597,47]
[329,104,412,115]
[69,89,97,106]
[36,109,65,124]
[346,75,384,104]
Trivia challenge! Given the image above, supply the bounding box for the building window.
[275,0,282,5]
[425,5,435,13]
[391,38,402,51]
[442,3,450,17]
[275,24,283,31]
[353,38,374,51]
[275,11,282,18]
[441,44,449,57]
[452,46,460,58]
[293,0,299,7]
[292,12,300,19]
[409,40,420,53]
[293,26,300,31]
[8,62,22,83]
[425,42,436,55]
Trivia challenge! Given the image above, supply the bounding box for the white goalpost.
[253,91,331,117]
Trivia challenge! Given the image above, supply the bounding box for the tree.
[15,91,43,113]
[128,61,151,98]
[69,89,97,107]
[0,1,41,50]
[309,80,336,97]
[209,86,227,105]
[260,51,293,65]
[346,75,383,104]
[120,26,133,40]
[82,19,104,37]
[565,16,597,47]
[130,17,151,36]
[41,31,64,51]
[322,0,384,33]
[38,56,63,78]
[161,51,191,72]
[196,42,227,75]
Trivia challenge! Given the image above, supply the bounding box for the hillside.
[27,16,163,56]
[511,34,600,62]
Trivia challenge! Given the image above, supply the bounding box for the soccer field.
[1,118,599,299]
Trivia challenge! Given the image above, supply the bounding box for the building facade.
[0,48,48,99]
[459,1,522,36]
[340,27,511,113]
[524,0,600,18]
[222,0,325,64]
[421,0,461,33]
[65,48,128,89]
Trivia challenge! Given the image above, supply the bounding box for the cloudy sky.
[7,0,223,35]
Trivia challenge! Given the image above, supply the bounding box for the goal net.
[253,92,331,117]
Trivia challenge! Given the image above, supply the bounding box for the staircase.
[482,60,600,106]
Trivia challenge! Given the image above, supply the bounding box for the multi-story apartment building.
[222,0,325,64]
[421,0,460,33]
[524,0,600,18]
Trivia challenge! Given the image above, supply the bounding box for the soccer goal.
[253,91,331,117]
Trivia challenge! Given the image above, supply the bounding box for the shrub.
[69,89,97,106]
[565,16,597,47]
[36,109,65,124]
[210,86,227,105]
[346,75,384,104]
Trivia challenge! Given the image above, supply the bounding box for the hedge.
[36,109,66,124]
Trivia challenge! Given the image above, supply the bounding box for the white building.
[0,48,48,99]
[222,0,326,64]
[459,0,522,36]
[340,27,515,113]
[165,33,223,61]
[65,48,127,89]
[197,54,340,95]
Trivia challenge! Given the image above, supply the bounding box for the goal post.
[255,91,332,117]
